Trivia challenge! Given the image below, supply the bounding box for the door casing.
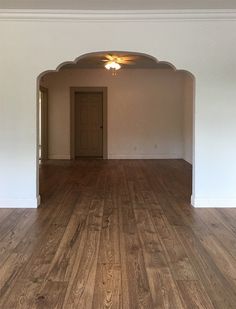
[70,87,108,159]
[39,86,49,160]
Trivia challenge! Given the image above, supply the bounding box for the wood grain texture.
[0,159,236,308]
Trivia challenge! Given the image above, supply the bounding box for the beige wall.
[42,68,192,160]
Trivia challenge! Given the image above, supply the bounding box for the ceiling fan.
[102,54,140,74]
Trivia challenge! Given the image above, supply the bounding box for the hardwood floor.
[0,159,236,308]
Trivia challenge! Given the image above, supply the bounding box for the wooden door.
[75,92,103,157]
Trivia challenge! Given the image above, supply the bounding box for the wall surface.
[0,12,236,207]
[42,68,187,160]
[183,74,194,164]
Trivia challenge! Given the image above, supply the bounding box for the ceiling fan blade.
[120,56,140,61]
[118,59,136,65]
[105,54,114,61]
[101,54,140,66]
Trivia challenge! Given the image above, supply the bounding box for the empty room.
[0,1,236,308]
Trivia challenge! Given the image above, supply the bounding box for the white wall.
[0,12,236,208]
[183,74,194,164]
[42,68,187,160]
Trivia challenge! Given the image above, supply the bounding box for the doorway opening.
[37,51,195,206]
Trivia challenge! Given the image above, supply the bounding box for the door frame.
[39,86,49,160]
[70,87,108,159]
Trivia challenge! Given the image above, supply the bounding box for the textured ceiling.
[60,52,174,70]
[0,0,236,10]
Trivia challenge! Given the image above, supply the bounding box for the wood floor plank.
[63,199,104,309]
[0,209,14,225]
[92,263,121,309]
[0,209,27,241]
[149,208,197,281]
[216,209,236,235]
[45,196,90,282]
[119,206,154,309]
[0,159,236,308]
[198,208,236,258]
[134,208,185,308]
[175,225,236,309]
[34,281,68,309]
[177,280,215,309]
[97,199,120,265]
[147,267,186,309]
[0,210,38,264]
[0,187,78,308]
[133,208,167,268]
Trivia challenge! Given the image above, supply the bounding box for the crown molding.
[0,9,236,22]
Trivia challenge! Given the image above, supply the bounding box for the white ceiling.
[0,0,236,10]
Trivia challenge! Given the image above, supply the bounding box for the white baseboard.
[108,153,182,159]
[48,154,71,160]
[191,195,236,208]
[47,153,182,160]
[0,195,40,208]
[183,157,193,164]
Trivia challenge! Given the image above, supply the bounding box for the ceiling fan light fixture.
[105,61,121,71]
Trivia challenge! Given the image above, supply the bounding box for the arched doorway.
[37,51,195,206]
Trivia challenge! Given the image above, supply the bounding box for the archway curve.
[37,50,196,81]
[37,50,195,206]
